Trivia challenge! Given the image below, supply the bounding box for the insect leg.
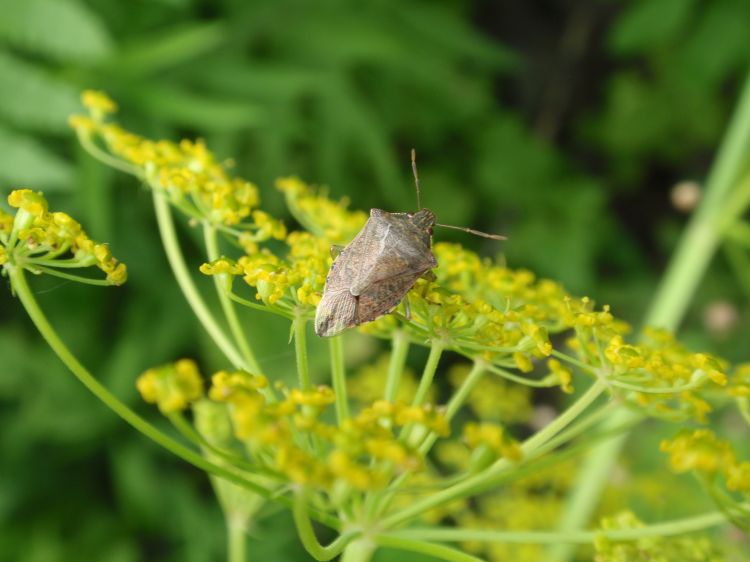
[420,270,436,282]
[330,245,345,258]
[402,296,412,320]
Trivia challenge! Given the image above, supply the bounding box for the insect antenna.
[435,222,507,240]
[411,148,422,210]
[411,148,506,240]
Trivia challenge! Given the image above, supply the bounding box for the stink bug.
[314,150,504,337]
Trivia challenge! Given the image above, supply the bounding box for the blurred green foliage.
[1,0,749,560]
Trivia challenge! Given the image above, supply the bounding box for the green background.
[1,0,749,560]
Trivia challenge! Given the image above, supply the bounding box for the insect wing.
[356,269,425,323]
[350,213,436,295]
[315,289,357,337]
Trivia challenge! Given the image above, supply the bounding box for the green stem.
[294,315,311,390]
[383,506,732,543]
[486,363,557,388]
[339,538,377,562]
[384,330,410,402]
[8,265,275,502]
[418,360,485,455]
[547,68,750,562]
[370,360,488,520]
[10,264,350,532]
[411,341,444,406]
[77,131,143,177]
[329,335,349,422]
[723,241,750,300]
[380,378,607,530]
[152,190,245,368]
[228,523,246,562]
[293,491,354,561]
[28,266,113,286]
[374,536,482,562]
[204,225,261,373]
[647,70,750,329]
[168,412,269,475]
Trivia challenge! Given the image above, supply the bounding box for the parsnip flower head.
[0,189,127,286]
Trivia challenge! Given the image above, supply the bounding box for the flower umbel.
[59,91,748,562]
[0,189,127,286]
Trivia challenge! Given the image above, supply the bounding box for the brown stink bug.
[314,150,505,337]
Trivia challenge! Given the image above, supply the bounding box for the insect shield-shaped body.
[314,208,437,337]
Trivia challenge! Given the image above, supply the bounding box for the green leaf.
[0,52,81,133]
[0,126,73,190]
[112,22,227,76]
[125,83,263,131]
[609,0,697,56]
[0,0,113,63]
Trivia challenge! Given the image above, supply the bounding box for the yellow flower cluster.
[462,422,523,464]
[136,359,205,414]
[70,90,263,227]
[0,189,127,285]
[354,243,629,396]
[603,329,728,422]
[276,176,367,244]
[201,230,330,311]
[728,362,750,396]
[594,511,724,562]
[661,429,750,494]
[204,369,449,491]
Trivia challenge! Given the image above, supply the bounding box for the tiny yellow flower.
[660,429,735,475]
[81,90,118,115]
[8,189,48,217]
[136,359,204,414]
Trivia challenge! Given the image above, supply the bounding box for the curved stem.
[548,68,750,562]
[77,131,143,177]
[203,224,262,373]
[293,491,354,561]
[329,336,349,422]
[8,265,274,501]
[152,190,246,368]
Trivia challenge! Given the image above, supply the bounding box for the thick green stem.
[228,523,246,562]
[329,336,349,422]
[204,225,262,373]
[339,538,376,562]
[152,190,245,368]
[548,68,750,562]
[384,330,410,401]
